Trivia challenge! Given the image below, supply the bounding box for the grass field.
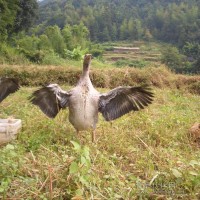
[0,85,200,199]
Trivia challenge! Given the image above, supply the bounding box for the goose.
[0,78,20,103]
[30,54,154,142]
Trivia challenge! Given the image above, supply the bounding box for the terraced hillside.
[102,42,162,67]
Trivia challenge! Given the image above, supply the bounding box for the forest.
[0,0,200,73]
[38,0,200,45]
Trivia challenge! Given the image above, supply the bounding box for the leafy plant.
[65,46,87,60]
[0,144,24,197]
[69,141,92,189]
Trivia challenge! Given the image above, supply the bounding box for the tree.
[110,23,117,41]
[36,0,200,46]
[0,0,19,41]
[183,42,200,61]
[38,34,52,51]
[62,25,73,50]
[101,27,110,42]
[193,57,200,73]
[161,46,185,73]
[45,25,66,56]
[143,28,153,41]
[0,0,38,42]
[128,18,135,40]
[133,19,143,40]
[16,35,40,52]
[13,0,38,33]
[120,19,128,40]
[70,23,89,49]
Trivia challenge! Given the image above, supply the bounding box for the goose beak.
[84,54,92,63]
[84,54,92,59]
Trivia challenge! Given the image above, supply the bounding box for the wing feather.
[99,85,154,121]
[29,84,71,118]
[0,78,20,103]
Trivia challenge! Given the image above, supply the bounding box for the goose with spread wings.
[0,78,20,103]
[29,54,154,142]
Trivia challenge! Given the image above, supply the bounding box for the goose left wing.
[29,84,71,118]
[0,78,20,103]
[98,85,154,121]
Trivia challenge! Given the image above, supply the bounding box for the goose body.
[68,79,99,131]
[30,54,154,141]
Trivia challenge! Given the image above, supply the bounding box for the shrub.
[0,43,28,64]
[89,44,104,57]
[193,57,200,74]
[19,49,45,63]
[182,42,200,61]
[41,51,66,66]
[65,47,87,60]
[161,46,185,73]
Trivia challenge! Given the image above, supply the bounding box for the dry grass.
[1,63,199,94]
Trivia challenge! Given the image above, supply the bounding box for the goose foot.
[92,130,96,143]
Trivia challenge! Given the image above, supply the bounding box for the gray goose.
[30,54,154,142]
[0,78,20,103]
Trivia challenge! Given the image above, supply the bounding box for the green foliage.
[193,58,200,74]
[0,144,24,196]
[62,23,90,50]
[161,44,200,73]
[65,46,87,60]
[182,42,200,73]
[38,34,52,51]
[38,0,200,47]
[161,46,185,73]
[62,25,74,50]
[13,0,38,33]
[15,35,45,63]
[41,51,66,65]
[44,25,66,56]
[89,44,104,58]
[16,35,40,52]
[0,0,19,41]
[69,141,92,187]
[183,42,200,61]
[1,0,200,74]
[0,43,28,64]
[0,0,38,42]
[1,23,91,64]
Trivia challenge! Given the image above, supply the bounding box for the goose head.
[83,54,92,73]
